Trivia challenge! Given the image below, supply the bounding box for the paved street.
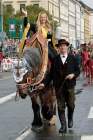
[0,72,93,140]
[0,72,16,97]
[0,0,93,139]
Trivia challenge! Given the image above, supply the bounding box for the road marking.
[0,92,16,104]
[0,76,13,81]
[16,128,31,140]
[88,107,93,119]
[81,135,93,140]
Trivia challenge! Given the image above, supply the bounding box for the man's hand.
[36,83,45,90]
[65,74,75,80]
[21,8,27,16]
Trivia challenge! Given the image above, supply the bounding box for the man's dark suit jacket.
[43,54,80,92]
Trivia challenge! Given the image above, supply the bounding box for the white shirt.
[60,54,68,64]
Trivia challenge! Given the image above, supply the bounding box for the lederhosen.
[43,54,80,127]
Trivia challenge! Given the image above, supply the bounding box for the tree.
[3,4,57,38]
[15,4,57,32]
[3,5,15,34]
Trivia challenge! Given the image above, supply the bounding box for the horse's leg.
[48,86,57,125]
[39,89,53,122]
[30,95,43,130]
[40,86,56,125]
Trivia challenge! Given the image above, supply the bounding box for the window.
[33,4,39,7]
[4,4,13,13]
[6,4,12,11]
[20,4,25,11]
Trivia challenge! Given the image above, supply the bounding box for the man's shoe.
[59,125,67,134]
[68,110,74,128]
[68,118,73,128]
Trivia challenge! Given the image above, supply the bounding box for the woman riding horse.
[21,9,57,130]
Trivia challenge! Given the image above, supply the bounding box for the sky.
[81,0,93,8]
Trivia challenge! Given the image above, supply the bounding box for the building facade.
[1,0,93,46]
[3,0,30,13]
[90,12,93,42]
[80,7,85,44]
[3,0,60,21]
[75,1,81,47]
[80,1,93,44]
[68,0,76,47]
[59,0,69,40]
[84,9,90,43]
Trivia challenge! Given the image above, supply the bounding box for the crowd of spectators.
[0,39,20,72]
[0,39,20,58]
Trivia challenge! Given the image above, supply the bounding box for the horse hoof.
[49,115,56,126]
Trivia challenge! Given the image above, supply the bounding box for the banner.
[9,24,15,31]
[8,18,16,38]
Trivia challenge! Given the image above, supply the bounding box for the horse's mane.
[23,47,42,75]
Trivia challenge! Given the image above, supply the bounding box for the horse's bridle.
[16,67,41,98]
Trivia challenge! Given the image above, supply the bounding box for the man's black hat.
[55,39,69,47]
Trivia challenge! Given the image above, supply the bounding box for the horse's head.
[13,33,48,99]
[13,47,42,98]
[13,59,29,98]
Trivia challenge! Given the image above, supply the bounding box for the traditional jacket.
[43,54,80,91]
[23,17,57,61]
[24,17,52,39]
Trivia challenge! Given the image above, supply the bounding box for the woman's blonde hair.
[36,11,51,31]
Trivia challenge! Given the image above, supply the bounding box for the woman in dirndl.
[22,8,57,131]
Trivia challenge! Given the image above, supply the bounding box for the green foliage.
[26,5,57,31]
[3,5,15,33]
[26,5,52,23]
[3,4,57,38]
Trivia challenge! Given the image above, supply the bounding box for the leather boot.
[59,122,67,133]
[58,112,67,133]
[68,110,73,128]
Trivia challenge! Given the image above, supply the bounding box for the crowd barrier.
[1,58,13,72]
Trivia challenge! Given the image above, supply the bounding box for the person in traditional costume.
[21,8,57,130]
[39,39,80,133]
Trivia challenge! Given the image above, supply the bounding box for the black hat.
[55,39,69,47]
